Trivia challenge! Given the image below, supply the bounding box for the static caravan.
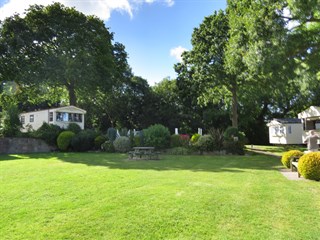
[20,106,86,132]
[267,118,303,144]
[298,106,320,142]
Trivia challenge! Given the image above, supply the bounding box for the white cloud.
[0,0,174,21]
[170,46,188,62]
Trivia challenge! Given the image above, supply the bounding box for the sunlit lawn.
[0,152,319,240]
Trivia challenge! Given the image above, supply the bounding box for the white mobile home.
[267,118,303,144]
[298,106,320,142]
[20,106,86,132]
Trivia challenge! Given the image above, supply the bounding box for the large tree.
[0,3,117,106]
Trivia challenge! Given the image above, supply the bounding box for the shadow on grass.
[0,152,282,173]
[57,152,281,173]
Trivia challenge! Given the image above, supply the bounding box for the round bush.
[170,134,182,148]
[67,123,82,134]
[101,140,115,152]
[71,129,97,152]
[143,124,170,149]
[281,150,304,168]
[298,152,320,181]
[113,136,131,153]
[94,135,107,149]
[57,131,75,151]
[196,135,214,152]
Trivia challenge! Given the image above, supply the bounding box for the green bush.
[71,129,97,152]
[106,128,117,142]
[31,123,62,146]
[143,124,170,149]
[57,131,75,151]
[298,152,320,181]
[101,140,115,152]
[281,150,304,168]
[113,136,131,153]
[223,127,246,155]
[170,134,181,148]
[67,123,82,134]
[196,135,214,152]
[167,147,191,155]
[94,135,107,149]
[133,131,144,147]
[208,128,224,151]
[1,103,21,137]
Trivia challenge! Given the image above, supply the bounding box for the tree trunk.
[231,84,238,128]
[67,81,77,106]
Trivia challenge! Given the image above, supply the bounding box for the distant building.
[298,106,320,142]
[267,106,320,145]
[20,105,86,132]
[267,118,303,144]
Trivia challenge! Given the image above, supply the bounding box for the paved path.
[249,149,305,181]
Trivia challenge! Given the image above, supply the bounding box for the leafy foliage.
[94,135,107,150]
[143,124,170,149]
[57,131,75,151]
[223,127,246,155]
[101,140,115,152]
[1,103,21,137]
[281,150,304,168]
[298,152,320,181]
[71,129,97,152]
[31,123,62,146]
[196,135,214,153]
[67,123,82,134]
[113,136,131,153]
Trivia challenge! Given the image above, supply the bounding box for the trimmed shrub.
[31,122,62,146]
[196,135,214,152]
[298,152,320,181]
[71,129,97,152]
[190,133,201,145]
[67,123,82,134]
[57,131,75,151]
[143,124,170,149]
[113,136,131,153]
[281,150,304,168]
[106,128,117,142]
[223,127,246,155]
[94,135,107,149]
[170,134,181,148]
[101,140,115,152]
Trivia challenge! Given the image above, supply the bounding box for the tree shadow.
[53,152,281,173]
[0,152,281,173]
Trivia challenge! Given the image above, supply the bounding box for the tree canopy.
[0,3,117,106]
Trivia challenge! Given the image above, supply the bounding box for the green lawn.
[0,152,319,240]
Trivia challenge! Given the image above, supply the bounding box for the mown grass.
[246,145,306,156]
[0,152,319,240]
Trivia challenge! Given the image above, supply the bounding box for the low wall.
[0,137,53,154]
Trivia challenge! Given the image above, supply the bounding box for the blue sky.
[0,0,227,85]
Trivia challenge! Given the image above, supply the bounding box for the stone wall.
[0,138,53,154]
